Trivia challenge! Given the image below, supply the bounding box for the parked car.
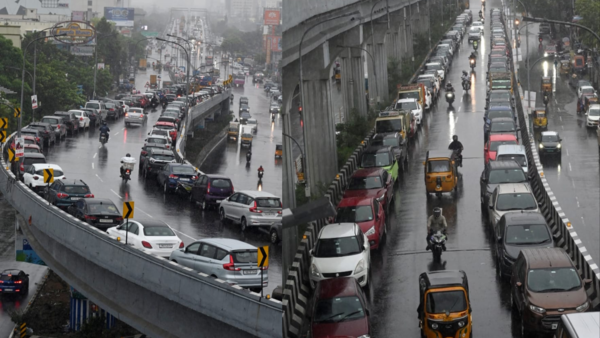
[269,222,282,244]
[23,163,65,193]
[141,148,175,178]
[25,123,56,146]
[335,197,386,250]
[144,134,171,150]
[53,111,80,135]
[169,238,268,291]
[23,144,41,154]
[104,101,120,120]
[106,220,183,258]
[484,134,518,163]
[486,117,519,141]
[219,190,282,231]
[67,198,123,230]
[80,108,101,127]
[343,168,394,213]
[85,101,107,121]
[189,174,234,210]
[47,179,94,209]
[480,160,528,207]
[68,110,91,130]
[360,146,399,183]
[16,153,46,179]
[487,183,540,231]
[585,104,600,127]
[309,223,370,288]
[0,269,29,295]
[496,145,529,174]
[39,115,67,140]
[139,144,168,167]
[153,121,178,141]
[554,313,600,338]
[156,163,198,193]
[19,129,43,149]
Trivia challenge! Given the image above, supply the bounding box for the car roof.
[319,223,358,239]
[398,98,418,103]
[560,312,600,337]
[316,277,360,299]
[487,160,523,170]
[541,131,559,136]
[427,150,452,159]
[32,163,62,170]
[21,153,45,159]
[502,211,546,226]
[148,135,169,139]
[237,190,279,198]
[200,238,256,250]
[364,145,392,153]
[58,179,88,186]
[496,182,532,194]
[155,121,175,126]
[490,117,514,123]
[338,196,373,208]
[496,144,526,155]
[148,148,174,155]
[521,248,573,269]
[488,106,512,111]
[489,134,517,141]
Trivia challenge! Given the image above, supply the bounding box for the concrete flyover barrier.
[1,126,282,338]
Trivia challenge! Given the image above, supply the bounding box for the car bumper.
[523,309,575,333]
[78,121,86,128]
[586,119,599,127]
[541,148,561,154]
[0,287,23,293]
[143,247,178,258]
[205,195,228,205]
[125,117,144,124]
[246,214,282,227]
[310,269,368,288]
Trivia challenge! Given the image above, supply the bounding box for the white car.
[106,220,183,258]
[23,163,66,194]
[488,183,540,232]
[145,134,172,149]
[395,98,423,125]
[68,110,91,130]
[437,43,454,56]
[418,74,441,93]
[246,118,258,133]
[309,223,370,288]
[578,85,597,99]
[585,103,600,127]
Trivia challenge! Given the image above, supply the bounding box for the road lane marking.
[559,116,562,122]
[561,125,564,130]
[93,153,97,159]
[92,162,94,169]
[458,106,462,112]
[121,128,125,131]
[576,196,580,208]
[95,174,103,182]
[566,148,569,156]
[568,162,572,171]
[137,208,153,218]
[581,217,586,226]
[110,189,122,198]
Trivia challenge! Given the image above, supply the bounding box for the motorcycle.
[271,114,275,122]
[429,231,447,261]
[445,91,455,105]
[462,79,471,90]
[246,152,252,163]
[99,133,108,145]
[469,58,476,69]
[258,169,264,180]
[451,149,462,168]
[473,41,479,51]
[121,160,135,183]
[543,93,549,106]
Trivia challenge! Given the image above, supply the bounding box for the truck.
[375,110,416,141]
[139,59,147,71]
[205,55,214,66]
[240,126,253,147]
[228,121,240,141]
[233,73,245,87]
[162,81,173,89]
[396,84,426,110]
[150,75,158,89]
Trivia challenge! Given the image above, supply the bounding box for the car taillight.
[57,124,61,129]
[249,201,262,213]
[14,281,22,284]
[33,175,39,180]
[115,217,123,222]
[179,242,184,248]
[36,137,40,143]
[110,108,115,111]
[259,266,268,271]
[84,194,94,198]
[84,215,97,221]
[125,113,128,117]
[169,174,178,179]
[142,241,152,248]
[141,151,148,155]
[80,117,83,121]
[206,181,210,193]
[56,193,69,199]
[223,255,240,271]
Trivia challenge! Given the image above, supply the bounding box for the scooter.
[473,41,479,51]
[469,58,476,69]
[99,133,108,145]
[258,169,264,180]
[122,168,131,182]
[451,149,463,168]
[246,152,252,163]
[543,94,549,106]
[429,231,447,261]
[445,91,455,105]
[462,79,471,90]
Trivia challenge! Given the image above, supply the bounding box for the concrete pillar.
[350,55,368,116]
[366,43,376,107]
[375,43,389,103]
[340,55,353,120]
[386,32,395,59]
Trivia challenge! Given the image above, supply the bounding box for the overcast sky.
[128,0,222,12]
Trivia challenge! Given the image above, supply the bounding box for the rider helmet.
[103,121,107,126]
[452,135,458,141]
[433,207,442,218]
[126,153,131,157]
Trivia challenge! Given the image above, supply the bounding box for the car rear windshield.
[232,250,257,263]
[88,204,119,214]
[64,185,90,194]
[490,140,517,151]
[24,148,39,154]
[488,110,513,119]
[496,154,527,167]
[398,92,420,101]
[35,169,63,176]
[361,153,391,167]
[527,268,581,292]
[28,126,46,131]
[155,125,173,130]
[348,176,383,189]
[152,154,174,161]
[496,193,537,211]
[491,121,516,133]
[143,226,176,236]
[24,158,45,166]
[172,166,195,175]
[148,138,167,144]
[426,290,467,313]
[336,206,374,223]
[210,178,232,188]
[314,297,365,323]
[40,118,58,124]
[505,224,551,245]
[315,236,361,258]
[0,274,21,281]
[130,109,143,114]
[24,139,35,145]
[488,169,527,184]
[86,103,100,109]
[256,198,281,208]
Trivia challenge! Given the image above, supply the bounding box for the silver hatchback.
[219,190,282,231]
[169,238,267,290]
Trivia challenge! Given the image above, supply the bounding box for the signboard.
[123,201,134,219]
[70,45,94,56]
[263,9,281,26]
[52,21,96,45]
[14,137,24,158]
[31,95,38,109]
[16,236,46,266]
[104,7,135,27]
[269,36,281,52]
[141,31,159,37]
[72,11,86,21]
[97,63,105,70]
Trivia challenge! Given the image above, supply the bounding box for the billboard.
[269,36,281,52]
[104,7,135,27]
[52,21,96,45]
[264,9,280,26]
[71,45,94,56]
[72,11,86,21]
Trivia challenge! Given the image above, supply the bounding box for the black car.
[156,163,198,193]
[67,198,123,230]
[166,94,176,102]
[48,179,94,209]
[370,132,407,168]
[104,102,120,120]
[0,269,29,295]
[142,148,176,178]
[40,115,67,140]
[479,160,528,207]
[25,123,56,146]
[80,108,100,127]
[240,111,252,124]
[239,96,249,106]
[538,131,562,156]
[15,153,46,180]
[189,174,234,208]
[53,111,80,135]
[494,212,555,278]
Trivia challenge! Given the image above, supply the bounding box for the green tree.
[575,0,600,47]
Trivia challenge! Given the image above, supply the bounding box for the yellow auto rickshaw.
[418,270,473,338]
[541,76,552,94]
[275,144,282,158]
[559,60,571,75]
[533,107,548,129]
[423,150,458,197]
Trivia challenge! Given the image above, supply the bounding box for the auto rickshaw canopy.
[426,150,453,161]
[419,270,470,294]
[533,107,547,115]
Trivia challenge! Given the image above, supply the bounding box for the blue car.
[156,163,198,193]
[0,269,29,295]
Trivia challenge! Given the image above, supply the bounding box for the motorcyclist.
[469,52,477,61]
[246,150,252,162]
[461,71,469,89]
[473,39,479,50]
[160,94,168,106]
[120,153,133,177]
[151,95,158,108]
[257,165,264,177]
[448,135,464,167]
[426,207,448,250]
[445,82,455,93]
[99,122,110,141]
[479,10,483,19]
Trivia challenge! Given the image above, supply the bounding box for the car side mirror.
[488,204,493,209]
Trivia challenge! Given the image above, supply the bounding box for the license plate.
[4,289,12,292]
[99,219,113,223]
[159,244,173,248]
[243,270,257,275]
[546,149,554,152]
[180,178,189,182]
[71,197,80,201]
[552,323,558,330]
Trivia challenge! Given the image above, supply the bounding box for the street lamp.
[337,45,380,105]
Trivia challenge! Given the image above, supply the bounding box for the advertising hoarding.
[263,9,280,26]
[104,7,135,27]
[52,21,96,45]
[70,45,94,56]
[270,36,281,52]
[72,11,86,21]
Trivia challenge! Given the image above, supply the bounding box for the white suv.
[309,223,371,289]
[395,98,423,125]
[219,191,282,231]
[23,163,66,193]
[585,104,600,128]
[488,183,540,232]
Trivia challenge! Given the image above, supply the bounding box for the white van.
[496,144,528,174]
[554,312,599,338]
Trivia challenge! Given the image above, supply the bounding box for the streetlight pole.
[157,37,190,134]
[298,13,355,197]
[338,45,380,104]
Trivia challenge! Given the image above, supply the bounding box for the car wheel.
[219,208,228,223]
[270,229,279,244]
[241,217,248,232]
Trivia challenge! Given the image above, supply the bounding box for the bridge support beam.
[366,22,391,106]
[337,26,367,118]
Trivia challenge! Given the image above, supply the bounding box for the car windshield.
[348,176,383,190]
[172,166,195,175]
[396,101,418,110]
[336,206,374,223]
[541,134,559,142]
[426,290,467,314]
[491,121,516,132]
[152,154,174,161]
[488,169,527,184]
[314,296,365,323]
[148,138,167,144]
[505,224,551,244]
[546,45,556,52]
[527,268,581,292]
[64,185,90,194]
[24,148,38,154]
[88,203,119,214]
[589,108,600,116]
[361,152,391,167]
[155,125,174,130]
[314,236,361,258]
[87,103,100,109]
[427,160,450,173]
[105,103,116,108]
[488,110,513,119]
[143,226,176,236]
[232,250,258,263]
[398,92,420,100]
[376,119,403,133]
[490,140,517,151]
[581,88,595,95]
[496,193,537,211]
[496,154,527,167]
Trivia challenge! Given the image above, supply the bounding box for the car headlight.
[544,53,548,57]
[529,304,546,314]
[557,143,561,148]
[576,301,589,312]
[431,323,439,329]
[539,143,544,149]
[457,321,465,328]
[310,263,320,277]
[354,259,366,274]
[365,226,375,236]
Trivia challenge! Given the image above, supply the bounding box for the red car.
[336,197,386,250]
[154,122,178,141]
[484,134,518,163]
[343,167,393,212]
[133,94,149,108]
[23,144,41,154]
[310,277,370,338]
[11,135,41,150]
